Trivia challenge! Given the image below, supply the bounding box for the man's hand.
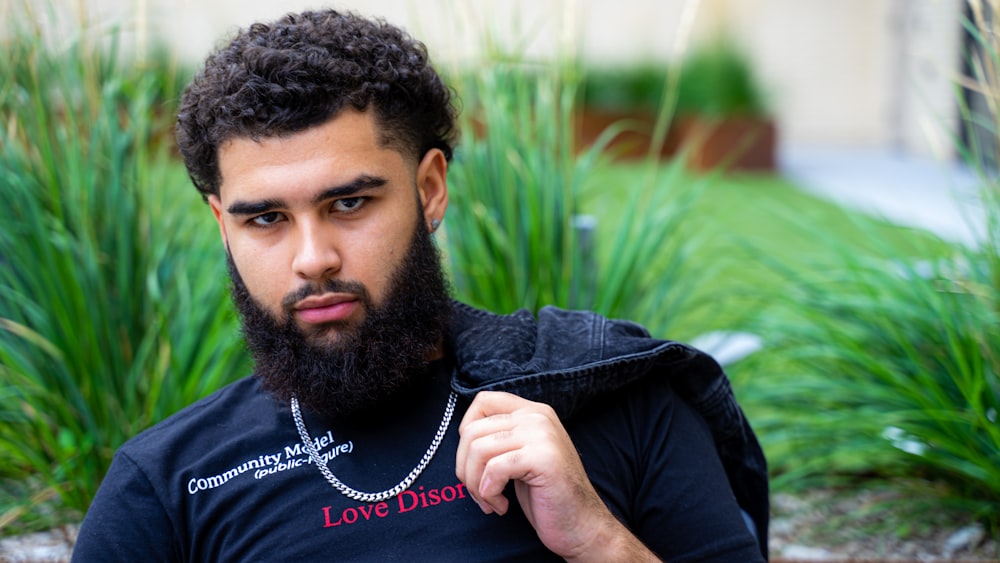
[455,391,659,562]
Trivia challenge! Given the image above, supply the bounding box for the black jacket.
[448,302,769,557]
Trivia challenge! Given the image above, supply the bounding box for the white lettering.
[187,431,349,495]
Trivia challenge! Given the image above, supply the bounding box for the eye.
[332,197,367,213]
[250,212,283,227]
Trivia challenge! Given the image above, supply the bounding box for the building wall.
[17,0,968,157]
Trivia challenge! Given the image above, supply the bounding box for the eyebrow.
[226,175,388,216]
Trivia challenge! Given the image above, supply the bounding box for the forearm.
[566,525,659,562]
[562,512,660,563]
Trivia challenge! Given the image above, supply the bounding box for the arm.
[455,391,659,562]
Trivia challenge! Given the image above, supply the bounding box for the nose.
[291,221,341,280]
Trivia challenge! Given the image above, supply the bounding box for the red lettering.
[323,504,382,527]
[390,482,471,517]
[358,504,374,520]
[441,486,456,502]
[322,506,342,528]
[397,490,419,513]
[326,484,472,529]
[342,507,358,524]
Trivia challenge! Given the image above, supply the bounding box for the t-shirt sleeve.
[72,450,178,562]
[571,376,765,562]
[638,387,764,561]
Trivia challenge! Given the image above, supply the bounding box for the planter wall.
[576,109,776,172]
[672,114,776,172]
[575,109,678,160]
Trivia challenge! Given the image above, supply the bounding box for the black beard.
[227,213,452,420]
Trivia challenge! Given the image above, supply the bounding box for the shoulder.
[566,369,686,442]
[100,375,290,527]
[120,376,275,461]
[449,301,696,405]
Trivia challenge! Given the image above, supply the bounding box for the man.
[73,9,767,561]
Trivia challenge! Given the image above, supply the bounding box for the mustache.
[280,279,370,312]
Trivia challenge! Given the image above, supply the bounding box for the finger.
[478,471,511,515]
[456,391,556,471]
[478,449,525,515]
[456,415,517,514]
[458,391,540,433]
[476,434,563,518]
[456,391,523,488]
[456,394,533,514]
[463,425,528,514]
[461,414,561,516]
[456,392,562,515]
[455,411,512,482]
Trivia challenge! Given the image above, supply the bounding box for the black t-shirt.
[73,358,761,561]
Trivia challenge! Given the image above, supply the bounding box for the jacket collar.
[446,301,705,419]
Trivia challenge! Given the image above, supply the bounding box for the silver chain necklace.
[290,391,458,504]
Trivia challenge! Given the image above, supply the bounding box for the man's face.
[208,110,452,416]
[209,110,449,347]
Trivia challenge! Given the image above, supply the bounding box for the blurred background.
[40,0,964,153]
[2,0,998,559]
[26,0,983,242]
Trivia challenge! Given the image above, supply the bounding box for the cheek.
[352,222,411,298]
[229,243,286,304]
[351,236,395,288]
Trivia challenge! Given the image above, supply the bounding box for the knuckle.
[536,403,558,419]
[491,429,513,443]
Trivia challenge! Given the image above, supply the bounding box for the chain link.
[291,391,458,504]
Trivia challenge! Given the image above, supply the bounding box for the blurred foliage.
[443,57,713,337]
[0,5,248,529]
[580,63,668,112]
[579,36,769,118]
[674,37,770,117]
[734,0,1000,532]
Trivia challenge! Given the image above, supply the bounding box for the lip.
[293,294,360,325]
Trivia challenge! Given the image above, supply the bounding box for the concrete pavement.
[780,145,987,247]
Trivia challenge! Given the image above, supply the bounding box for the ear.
[207,194,230,246]
[415,148,449,232]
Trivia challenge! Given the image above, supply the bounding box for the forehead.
[220,110,381,170]
[217,110,412,200]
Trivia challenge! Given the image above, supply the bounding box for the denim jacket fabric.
[447,301,769,557]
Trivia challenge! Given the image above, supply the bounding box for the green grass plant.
[584,168,952,339]
[727,1,1000,529]
[443,59,713,337]
[0,10,248,529]
[737,223,999,527]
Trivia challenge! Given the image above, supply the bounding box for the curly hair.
[176,9,459,199]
